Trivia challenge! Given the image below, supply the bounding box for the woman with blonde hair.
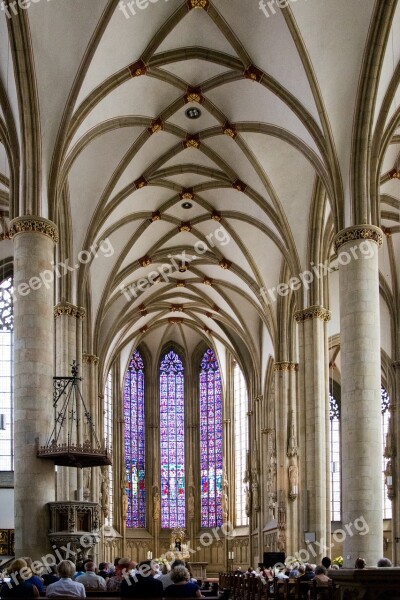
[0,558,39,598]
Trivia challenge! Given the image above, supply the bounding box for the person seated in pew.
[42,565,60,587]
[46,560,86,598]
[163,566,202,598]
[1,558,40,598]
[120,560,163,598]
[106,557,136,592]
[75,561,106,592]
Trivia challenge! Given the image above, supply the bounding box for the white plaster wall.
[0,488,14,528]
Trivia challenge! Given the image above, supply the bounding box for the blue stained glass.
[160,350,185,528]
[124,350,146,528]
[199,349,223,527]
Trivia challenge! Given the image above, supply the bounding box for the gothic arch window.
[233,362,248,526]
[160,349,185,528]
[329,393,341,521]
[124,350,146,528]
[199,348,223,528]
[104,371,113,526]
[0,276,13,471]
[381,386,392,519]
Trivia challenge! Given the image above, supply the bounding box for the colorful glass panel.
[160,350,185,528]
[200,349,223,527]
[124,350,146,528]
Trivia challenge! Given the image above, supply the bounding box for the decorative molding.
[244,65,264,82]
[187,0,209,9]
[180,188,194,201]
[334,225,383,252]
[128,59,147,77]
[134,176,148,189]
[211,211,222,222]
[138,255,152,267]
[82,354,99,365]
[170,304,184,312]
[274,362,298,372]
[54,302,86,320]
[184,135,200,149]
[185,87,203,103]
[9,216,59,243]
[223,123,237,138]
[148,118,163,135]
[219,258,231,270]
[178,222,192,232]
[150,211,161,222]
[294,305,331,323]
[232,179,247,192]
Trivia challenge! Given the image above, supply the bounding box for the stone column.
[274,362,299,557]
[334,226,383,567]
[393,361,400,566]
[11,216,58,557]
[295,306,330,563]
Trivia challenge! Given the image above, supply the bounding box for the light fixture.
[181,202,193,209]
[185,107,201,120]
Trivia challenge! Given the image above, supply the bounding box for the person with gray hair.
[377,557,392,567]
[164,565,202,598]
[75,561,106,591]
[45,560,86,598]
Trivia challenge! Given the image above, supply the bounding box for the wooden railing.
[218,572,335,600]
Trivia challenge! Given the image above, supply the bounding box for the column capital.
[294,305,331,323]
[393,361,400,370]
[274,362,298,372]
[83,353,99,365]
[334,224,383,253]
[9,216,59,243]
[54,301,86,320]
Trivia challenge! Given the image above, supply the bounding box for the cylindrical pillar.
[295,306,331,563]
[11,216,58,557]
[334,226,383,567]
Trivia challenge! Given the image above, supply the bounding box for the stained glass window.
[200,349,223,528]
[104,372,113,527]
[0,277,13,471]
[233,362,248,526]
[124,350,146,528]
[329,393,340,521]
[160,350,185,528]
[381,386,392,519]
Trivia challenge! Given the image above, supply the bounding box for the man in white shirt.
[75,562,107,591]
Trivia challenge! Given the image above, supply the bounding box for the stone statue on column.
[244,450,251,516]
[153,485,160,520]
[83,467,91,501]
[288,461,298,500]
[100,466,109,519]
[221,471,229,522]
[251,445,260,512]
[188,487,195,520]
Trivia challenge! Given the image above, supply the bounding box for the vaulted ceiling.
[0,0,399,387]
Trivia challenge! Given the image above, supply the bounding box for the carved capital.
[54,302,86,320]
[274,362,298,372]
[393,361,400,370]
[294,305,331,323]
[334,225,383,253]
[82,353,99,365]
[10,216,59,243]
